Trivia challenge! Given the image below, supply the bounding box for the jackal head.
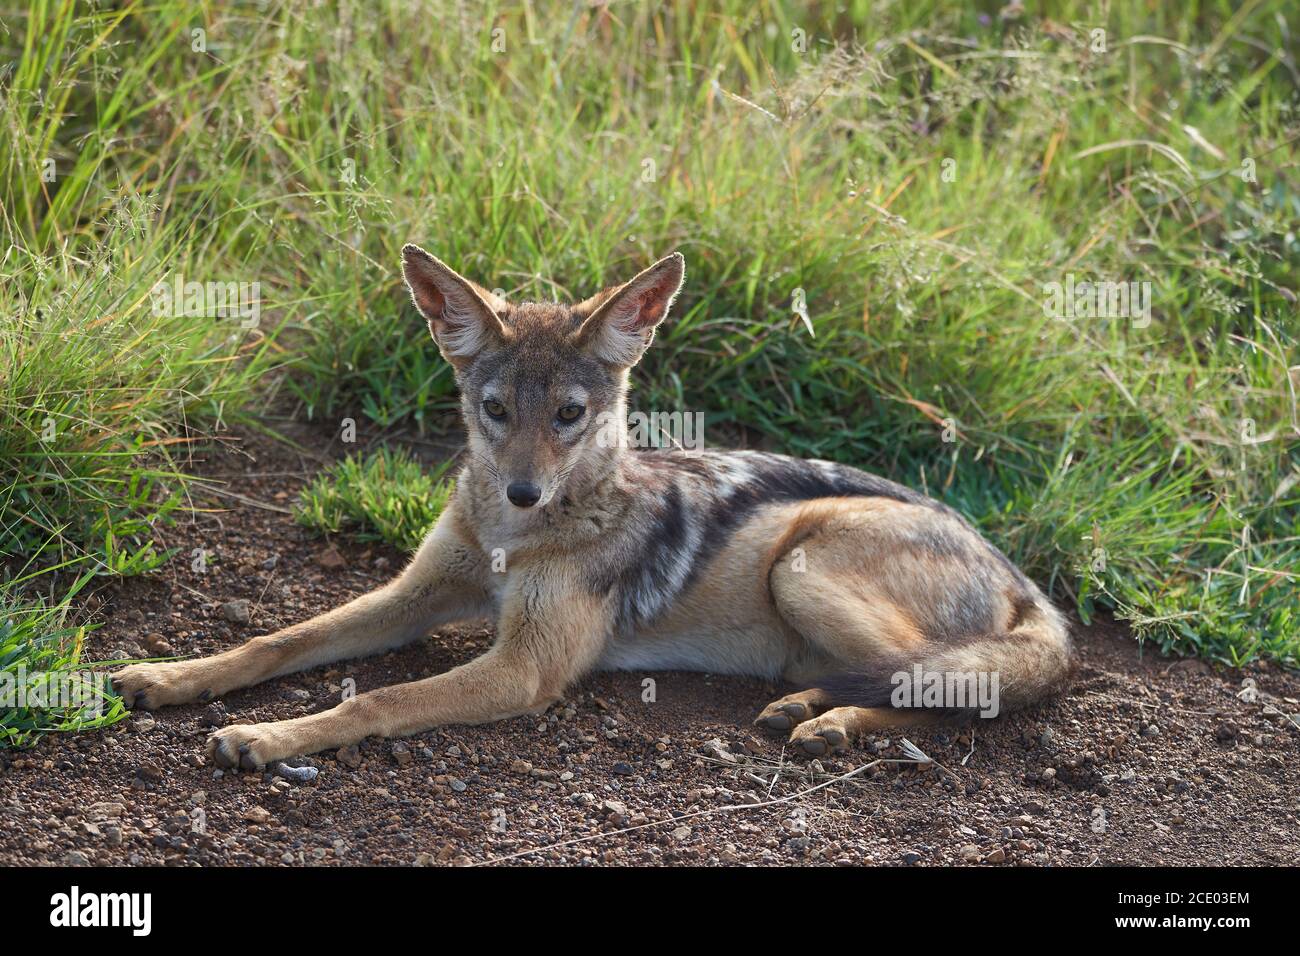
[400,245,685,509]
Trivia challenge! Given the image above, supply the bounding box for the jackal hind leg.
[764,503,939,757]
[753,688,831,733]
[787,705,947,756]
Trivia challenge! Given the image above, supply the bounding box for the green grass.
[0,1,282,575]
[296,448,453,552]
[0,574,128,747]
[0,0,1296,689]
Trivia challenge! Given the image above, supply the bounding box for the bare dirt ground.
[2,428,1298,867]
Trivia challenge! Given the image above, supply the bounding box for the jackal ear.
[573,253,685,367]
[401,244,509,367]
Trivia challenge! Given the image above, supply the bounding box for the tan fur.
[788,706,949,756]
[111,250,1071,768]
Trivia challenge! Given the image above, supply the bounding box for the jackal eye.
[483,400,506,419]
[557,403,585,423]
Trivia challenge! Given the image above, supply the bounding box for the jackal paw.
[207,724,281,770]
[111,662,212,710]
[789,715,851,757]
[754,690,825,733]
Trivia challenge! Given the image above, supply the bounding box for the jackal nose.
[506,481,542,508]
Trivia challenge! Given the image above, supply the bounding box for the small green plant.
[295,448,454,552]
[0,574,129,748]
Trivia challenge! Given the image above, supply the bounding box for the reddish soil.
[2,427,1298,866]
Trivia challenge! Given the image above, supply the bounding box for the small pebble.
[220,600,251,624]
[274,762,319,784]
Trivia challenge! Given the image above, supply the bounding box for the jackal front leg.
[207,575,613,768]
[112,512,490,710]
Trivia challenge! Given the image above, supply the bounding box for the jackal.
[112,248,1071,768]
